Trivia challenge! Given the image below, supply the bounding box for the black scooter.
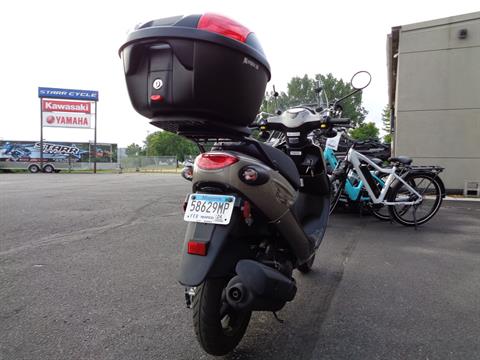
[119,13,368,355]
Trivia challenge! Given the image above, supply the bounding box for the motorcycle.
[119,13,370,355]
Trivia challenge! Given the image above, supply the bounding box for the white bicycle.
[329,145,445,226]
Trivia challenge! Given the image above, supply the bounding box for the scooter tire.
[193,278,251,356]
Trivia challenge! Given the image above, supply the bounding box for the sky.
[0,0,478,147]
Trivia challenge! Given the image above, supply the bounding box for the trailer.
[0,140,117,173]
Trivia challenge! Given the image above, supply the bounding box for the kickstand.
[272,312,284,324]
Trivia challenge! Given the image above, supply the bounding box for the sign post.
[39,100,43,168]
[94,101,98,173]
[38,87,99,173]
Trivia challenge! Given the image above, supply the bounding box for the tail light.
[195,152,239,170]
[197,13,251,43]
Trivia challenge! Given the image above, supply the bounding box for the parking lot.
[1,173,479,360]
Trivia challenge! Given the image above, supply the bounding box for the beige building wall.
[390,12,480,191]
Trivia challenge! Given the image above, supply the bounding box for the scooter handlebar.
[329,118,350,126]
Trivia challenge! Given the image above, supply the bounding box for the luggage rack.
[178,128,279,171]
[178,130,248,152]
[408,165,444,174]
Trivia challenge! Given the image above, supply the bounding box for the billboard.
[0,141,117,163]
[41,99,92,129]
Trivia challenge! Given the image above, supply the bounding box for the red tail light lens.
[188,241,208,256]
[197,13,251,43]
[195,153,239,170]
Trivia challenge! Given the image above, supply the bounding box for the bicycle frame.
[324,147,384,202]
[346,148,422,206]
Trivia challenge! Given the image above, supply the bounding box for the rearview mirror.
[350,71,371,90]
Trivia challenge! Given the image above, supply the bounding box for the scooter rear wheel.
[193,278,251,356]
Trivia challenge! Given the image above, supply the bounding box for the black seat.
[388,156,412,165]
[214,141,301,189]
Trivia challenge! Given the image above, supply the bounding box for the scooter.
[119,13,370,355]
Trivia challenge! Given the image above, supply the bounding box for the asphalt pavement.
[1,173,479,360]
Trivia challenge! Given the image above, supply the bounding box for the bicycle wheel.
[371,173,391,221]
[329,175,345,215]
[388,173,443,226]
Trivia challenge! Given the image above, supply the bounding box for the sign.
[41,99,92,129]
[42,99,91,113]
[325,132,342,151]
[42,112,91,129]
[38,87,99,101]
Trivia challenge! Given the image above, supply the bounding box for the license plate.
[184,194,236,225]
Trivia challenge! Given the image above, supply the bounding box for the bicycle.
[324,145,391,220]
[327,143,445,226]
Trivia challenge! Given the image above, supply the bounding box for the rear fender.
[389,171,446,198]
[408,170,446,198]
[178,209,247,286]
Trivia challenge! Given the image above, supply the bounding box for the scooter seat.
[388,156,412,165]
[214,141,301,189]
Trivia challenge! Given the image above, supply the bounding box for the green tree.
[145,131,198,161]
[349,122,379,141]
[261,73,368,127]
[381,105,392,144]
[125,143,144,156]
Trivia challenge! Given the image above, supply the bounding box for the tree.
[381,105,392,144]
[261,73,368,127]
[349,122,380,141]
[125,143,144,156]
[144,131,198,161]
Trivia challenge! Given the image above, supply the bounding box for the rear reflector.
[242,200,251,219]
[188,241,208,256]
[197,13,251,43]
[195,152,239,170]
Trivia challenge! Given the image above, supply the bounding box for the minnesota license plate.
[184,194,236,225]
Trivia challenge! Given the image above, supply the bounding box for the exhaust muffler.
[225,260,297,312]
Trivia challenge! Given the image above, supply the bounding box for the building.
[387,11,480,193]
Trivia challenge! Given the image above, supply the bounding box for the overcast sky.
[0,0,478,147]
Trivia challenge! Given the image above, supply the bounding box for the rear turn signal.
[195,153,239,170]
[188,241,208,256]
[197,13,251,43]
